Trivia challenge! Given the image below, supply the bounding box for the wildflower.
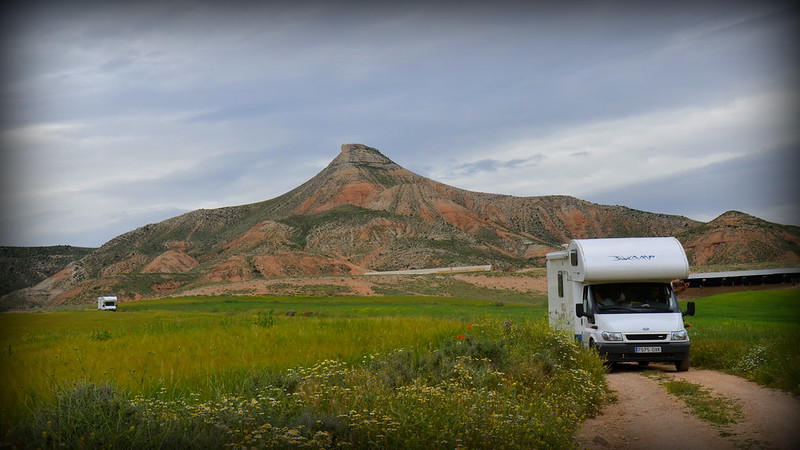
[456,334,466,340]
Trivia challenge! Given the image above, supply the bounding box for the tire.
[675,358,690,372]
[638,361,650,367]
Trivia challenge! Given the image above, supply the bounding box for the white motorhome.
[97,296,118,311]
[547,237,695,371]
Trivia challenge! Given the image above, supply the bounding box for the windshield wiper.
[597,307,633,312]
[628,306,673,312]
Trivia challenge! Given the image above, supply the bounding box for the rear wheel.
[637,361,650,367]
[675,358,690,372]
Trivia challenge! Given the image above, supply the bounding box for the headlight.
[601,331,623,341]
[671,330,688,341]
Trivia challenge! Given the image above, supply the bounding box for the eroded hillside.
[2,144,797,308]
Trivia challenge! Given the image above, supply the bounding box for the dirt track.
[577,364,800,449]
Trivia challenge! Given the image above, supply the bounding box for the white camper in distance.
[97,296,117,311]
[547,237,695,371]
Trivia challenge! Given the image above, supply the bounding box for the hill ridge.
[2,143,798,308]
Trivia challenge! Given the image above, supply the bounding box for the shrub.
[13,383,136,447]
[90,328,113,341]
[254,310,276,328]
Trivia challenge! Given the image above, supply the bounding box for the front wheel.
[675,358,690,372]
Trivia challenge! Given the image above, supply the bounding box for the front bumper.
[595,342,690,362]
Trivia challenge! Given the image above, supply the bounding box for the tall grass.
[1,312,463,425]
[3,317,609,448]
[6,288,796,447]
[685,289,800,394]
[118,295,543,319]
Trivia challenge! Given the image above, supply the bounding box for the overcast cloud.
[1,0,798,247]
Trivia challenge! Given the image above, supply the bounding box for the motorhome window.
[570,249,578,266]
[557,272,564,297]
[591,283,677,313]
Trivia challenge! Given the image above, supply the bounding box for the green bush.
[90,328,113,341]
[254,310,276,328]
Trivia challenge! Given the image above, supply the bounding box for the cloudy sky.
[1,0,798,247]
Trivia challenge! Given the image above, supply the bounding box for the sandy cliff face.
[681,211,800,265]
[3,144,797,308]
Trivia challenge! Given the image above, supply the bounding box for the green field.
[119,294,544,319]
[1,288,797,448]
[3,295,606,448]
[684,289,800,394]
[1,296,542,411]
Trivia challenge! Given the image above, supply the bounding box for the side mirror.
[576,304,592,319]
[682,301,695,317]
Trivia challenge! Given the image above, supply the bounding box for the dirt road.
[577,364,800,449]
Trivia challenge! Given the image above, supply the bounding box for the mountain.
[0,246,95,296]
[680,210,800,265]
[2,144,798,309]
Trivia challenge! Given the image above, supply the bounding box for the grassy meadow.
[1,287,798,448]
[0,296,541,413]
[685,289,800,394]
[2,295,613,448]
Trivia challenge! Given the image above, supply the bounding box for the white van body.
[546,237,694,371]
[97,296,118,311]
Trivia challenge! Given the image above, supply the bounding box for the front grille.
[625,333,667,341]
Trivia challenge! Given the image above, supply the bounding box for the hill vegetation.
[0,246,95,296]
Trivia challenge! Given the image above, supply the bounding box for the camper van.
[547,237,695,371]
[97,296,118,311]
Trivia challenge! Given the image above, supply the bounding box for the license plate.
[635,346,662,353]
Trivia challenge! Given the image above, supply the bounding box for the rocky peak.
[333,143,399,169]
[709,210,762,227]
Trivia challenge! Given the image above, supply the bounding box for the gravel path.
[577,364,800,449]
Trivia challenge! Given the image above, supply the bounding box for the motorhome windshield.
[591,283,677,313]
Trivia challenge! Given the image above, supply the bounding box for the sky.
[1,0,798,248]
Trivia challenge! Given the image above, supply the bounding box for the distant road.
[364,265,492,276]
